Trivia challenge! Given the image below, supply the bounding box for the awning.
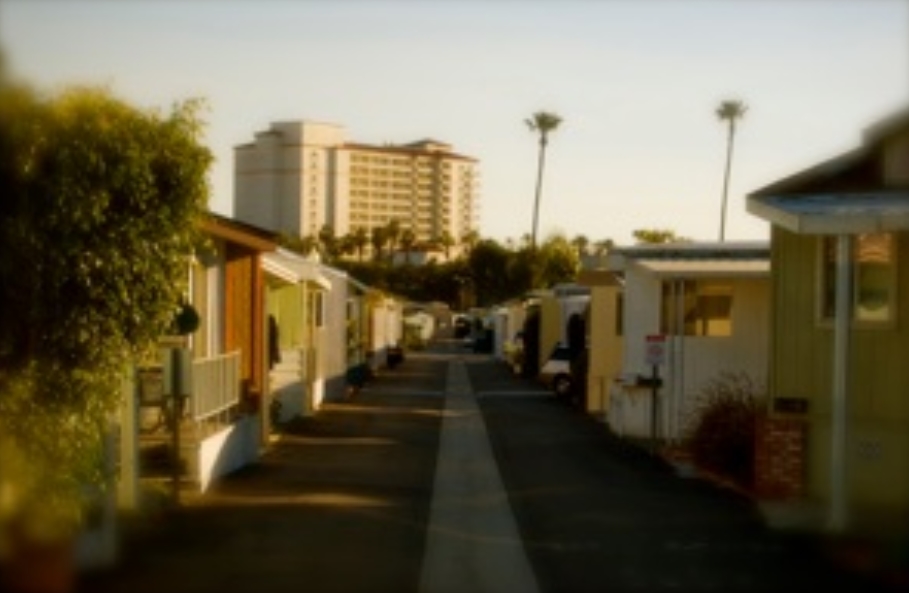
[636,259,769,278]
[746,192,909,235]
[262,249,331,289]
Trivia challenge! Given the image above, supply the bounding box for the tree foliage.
[632,228,689,244]
[0,83,211,538]
[537,233,580,285]
[716,99,748,242]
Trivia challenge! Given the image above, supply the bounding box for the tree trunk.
[531,139,548,250]
[719,123,735,242]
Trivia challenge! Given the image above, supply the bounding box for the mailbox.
[138,366,165,406]
[636,375,663,388]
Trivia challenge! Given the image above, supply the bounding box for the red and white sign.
[645,334,666,366]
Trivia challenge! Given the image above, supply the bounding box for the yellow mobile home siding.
[771,226,909,518]
[587,285,624,414]
[267,282,306,350]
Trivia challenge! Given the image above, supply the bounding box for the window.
[661,280,733,337]
[820,233,895,323]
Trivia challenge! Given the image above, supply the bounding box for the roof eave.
[747,193,909,235]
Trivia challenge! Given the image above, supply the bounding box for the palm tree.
[385,219,402,262]
[438,230,455,260]
[460,229,480,258]
[526,110,563,250]
[370,226,387,262]
[571,234,589,259]
[352,226,369,261]
[716,100,747,242]
[399,227,417,265]
[592,238,613,258]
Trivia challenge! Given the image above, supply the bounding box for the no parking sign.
[645,334,666,367]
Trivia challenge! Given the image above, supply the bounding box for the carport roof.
[607,241,769,277]
[635,258,769,277]
[263,248,331,289]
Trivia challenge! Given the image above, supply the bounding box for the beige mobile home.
[577,270,624,415]
[537,284,591,372]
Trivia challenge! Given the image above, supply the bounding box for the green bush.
[685,371,765,489]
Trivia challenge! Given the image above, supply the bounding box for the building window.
[661,280,733,337]
[820,233,895,324]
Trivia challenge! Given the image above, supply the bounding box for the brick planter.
[754,415,806,499]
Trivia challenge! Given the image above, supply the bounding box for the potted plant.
[0,80,211,592]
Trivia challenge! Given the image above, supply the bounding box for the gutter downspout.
[830,234,852,532]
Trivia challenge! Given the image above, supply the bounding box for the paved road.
[472,360,837,592]
[78,339,894,593]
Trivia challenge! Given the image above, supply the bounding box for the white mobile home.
[605,242,770,443]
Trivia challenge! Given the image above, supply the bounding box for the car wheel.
[553,374,572,399]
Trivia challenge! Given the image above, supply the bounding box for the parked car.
[387,343,404,368]
[453,315,471,339]
[504,331,525,375]
[539,343,574,398]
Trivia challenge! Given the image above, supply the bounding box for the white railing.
[190,350,241,423]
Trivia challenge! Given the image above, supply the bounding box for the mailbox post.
[644,335,666,453]
[161,339,191,505]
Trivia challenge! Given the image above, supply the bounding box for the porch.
[138,350,260,494]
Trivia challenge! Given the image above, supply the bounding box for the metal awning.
[636,259,769,278]
[262,249,331,290]
[746,192,909,235]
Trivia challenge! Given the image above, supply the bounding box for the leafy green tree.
[571,234,589,259]
[526,110,563,250]
[538,233,580,286]
[467,239,512,306]
[0,85,210,543]
[716,99,747,241]
[632,228,689,244]
[508,248,537,295]
[593,238,614,257]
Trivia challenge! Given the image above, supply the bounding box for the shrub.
[685,371,766,489]
[0,83,210,545]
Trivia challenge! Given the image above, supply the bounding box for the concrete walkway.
[419,359,540,593]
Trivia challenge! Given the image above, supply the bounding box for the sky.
[1,0,907,246]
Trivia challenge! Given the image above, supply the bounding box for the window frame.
[816,233,898,329]
[660,279,734,338]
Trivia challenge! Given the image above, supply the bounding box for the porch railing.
[190,350,241,424]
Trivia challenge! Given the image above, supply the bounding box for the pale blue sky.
[2,1,907,245]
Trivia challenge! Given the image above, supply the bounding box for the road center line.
[418,359,540,593]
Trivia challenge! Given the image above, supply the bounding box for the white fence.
[190,350,241,423]
[190,350,260,491]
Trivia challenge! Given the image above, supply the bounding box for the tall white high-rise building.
[233,120,480,254]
